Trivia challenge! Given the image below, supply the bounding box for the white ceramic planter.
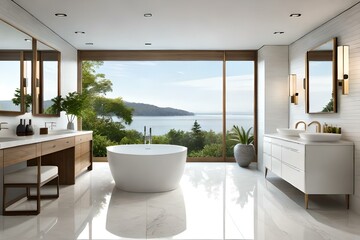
[234,144,255,167]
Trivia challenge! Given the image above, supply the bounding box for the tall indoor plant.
[230,125,255,167]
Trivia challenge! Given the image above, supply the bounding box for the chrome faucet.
[308,121,322,133]
[143,126,152,144]
[45,121,56,130]
[295,121,307,130]
[0,122,8,131]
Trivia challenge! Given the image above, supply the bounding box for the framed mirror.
[33,40,60,116]
[306,38,337,113]
[0,19,33,115]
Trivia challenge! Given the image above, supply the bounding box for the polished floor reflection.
[1,162,360,239]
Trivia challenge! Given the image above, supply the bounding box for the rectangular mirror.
[0,19,33,115]
[306,38,337,113]
[33,40,60,116]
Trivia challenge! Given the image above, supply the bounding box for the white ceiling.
[12,0,360,50]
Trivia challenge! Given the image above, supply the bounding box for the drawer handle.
[52,145,56,148]
[66,141,69,143]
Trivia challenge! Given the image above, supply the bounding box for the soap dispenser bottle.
[16,119,26,136]
[25,119,34,136]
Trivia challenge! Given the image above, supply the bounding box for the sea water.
[122,114,254,135]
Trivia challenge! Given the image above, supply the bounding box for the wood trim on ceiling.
[78,50,257,61]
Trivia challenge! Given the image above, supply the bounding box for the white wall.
[257,46,289,172]
[0,0,78,214]
[289,2,360,213]
[0,0,78,134]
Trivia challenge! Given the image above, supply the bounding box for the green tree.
[81,61,134,156]
[190,120,205,152]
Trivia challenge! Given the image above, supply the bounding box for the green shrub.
[92,134,116,157]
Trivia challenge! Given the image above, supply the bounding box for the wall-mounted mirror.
[0,19,33,115]
[33,40,60,116]
[306,38,337,113]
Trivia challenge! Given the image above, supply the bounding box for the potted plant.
[49,91,88,130]
[230,125,255,168]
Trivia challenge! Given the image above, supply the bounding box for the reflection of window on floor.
[81,56,255,161]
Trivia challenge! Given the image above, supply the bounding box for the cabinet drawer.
[75,134,92,145]
[42,137,75,155]
[264,140,271,155]
[4,144,37,167]
[75,142,91,157]
[282,163,305,192]
[0,150,3,168]
[271,144,281,160]
[271,157,281,176]
[264,153,271,170]
[282,146,305,171]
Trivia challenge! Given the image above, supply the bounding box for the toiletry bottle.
[16,119,26,136]
[25,119,34,136]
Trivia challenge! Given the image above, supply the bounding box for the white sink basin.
[277,128,306,137]
[0,137,19,142]
[299,133,342,142]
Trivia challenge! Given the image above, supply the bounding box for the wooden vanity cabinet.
[24,132,93,185]
[74,133,93,177]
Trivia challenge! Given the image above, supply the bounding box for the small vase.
[67,122,74,130]
[234,144,255,168]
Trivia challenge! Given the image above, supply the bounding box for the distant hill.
[0,100,194,117]
[124,102,194,116]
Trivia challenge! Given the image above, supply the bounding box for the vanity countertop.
[265,133,354,146]
[0,130,93,149]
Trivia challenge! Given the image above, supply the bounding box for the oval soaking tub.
[107,144,187,192]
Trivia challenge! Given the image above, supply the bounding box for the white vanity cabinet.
[264,134,354,209]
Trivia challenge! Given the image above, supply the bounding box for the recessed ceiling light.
[24,38,31,42]
[55,13,67,17]
[75,31,85,34]
[290,13,301,17]
[144,13,153,17]
[85,42,94,45]
[145,42,152,46]
[273,31,285,35]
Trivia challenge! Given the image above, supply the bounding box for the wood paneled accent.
[79,50,224,61]
[41,137,75,156]
[78,50,257,61]
[3,144,37,167]
[0,149,3,168]
[75,133,92,177]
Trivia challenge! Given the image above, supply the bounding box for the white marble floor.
[1,162,360,240]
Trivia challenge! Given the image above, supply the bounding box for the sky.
[96,61,255,114]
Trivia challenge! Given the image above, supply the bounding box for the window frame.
[78,50,258,162]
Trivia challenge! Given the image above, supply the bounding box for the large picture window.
[79,51,256,161]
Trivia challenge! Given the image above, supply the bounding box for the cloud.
[171,74,254,92]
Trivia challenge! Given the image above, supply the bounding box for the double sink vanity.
[0,130,93,185]
[264,128,354,209]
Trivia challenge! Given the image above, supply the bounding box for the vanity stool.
[3,165,59,215]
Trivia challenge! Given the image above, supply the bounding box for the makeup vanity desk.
[0,131,93,185]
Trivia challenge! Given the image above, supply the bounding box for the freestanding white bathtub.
[107,144,187,192]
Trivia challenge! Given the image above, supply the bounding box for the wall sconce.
[289,74,298,105]
[337,45,349,95]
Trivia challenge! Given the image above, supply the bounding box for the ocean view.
[123,114,254,135]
